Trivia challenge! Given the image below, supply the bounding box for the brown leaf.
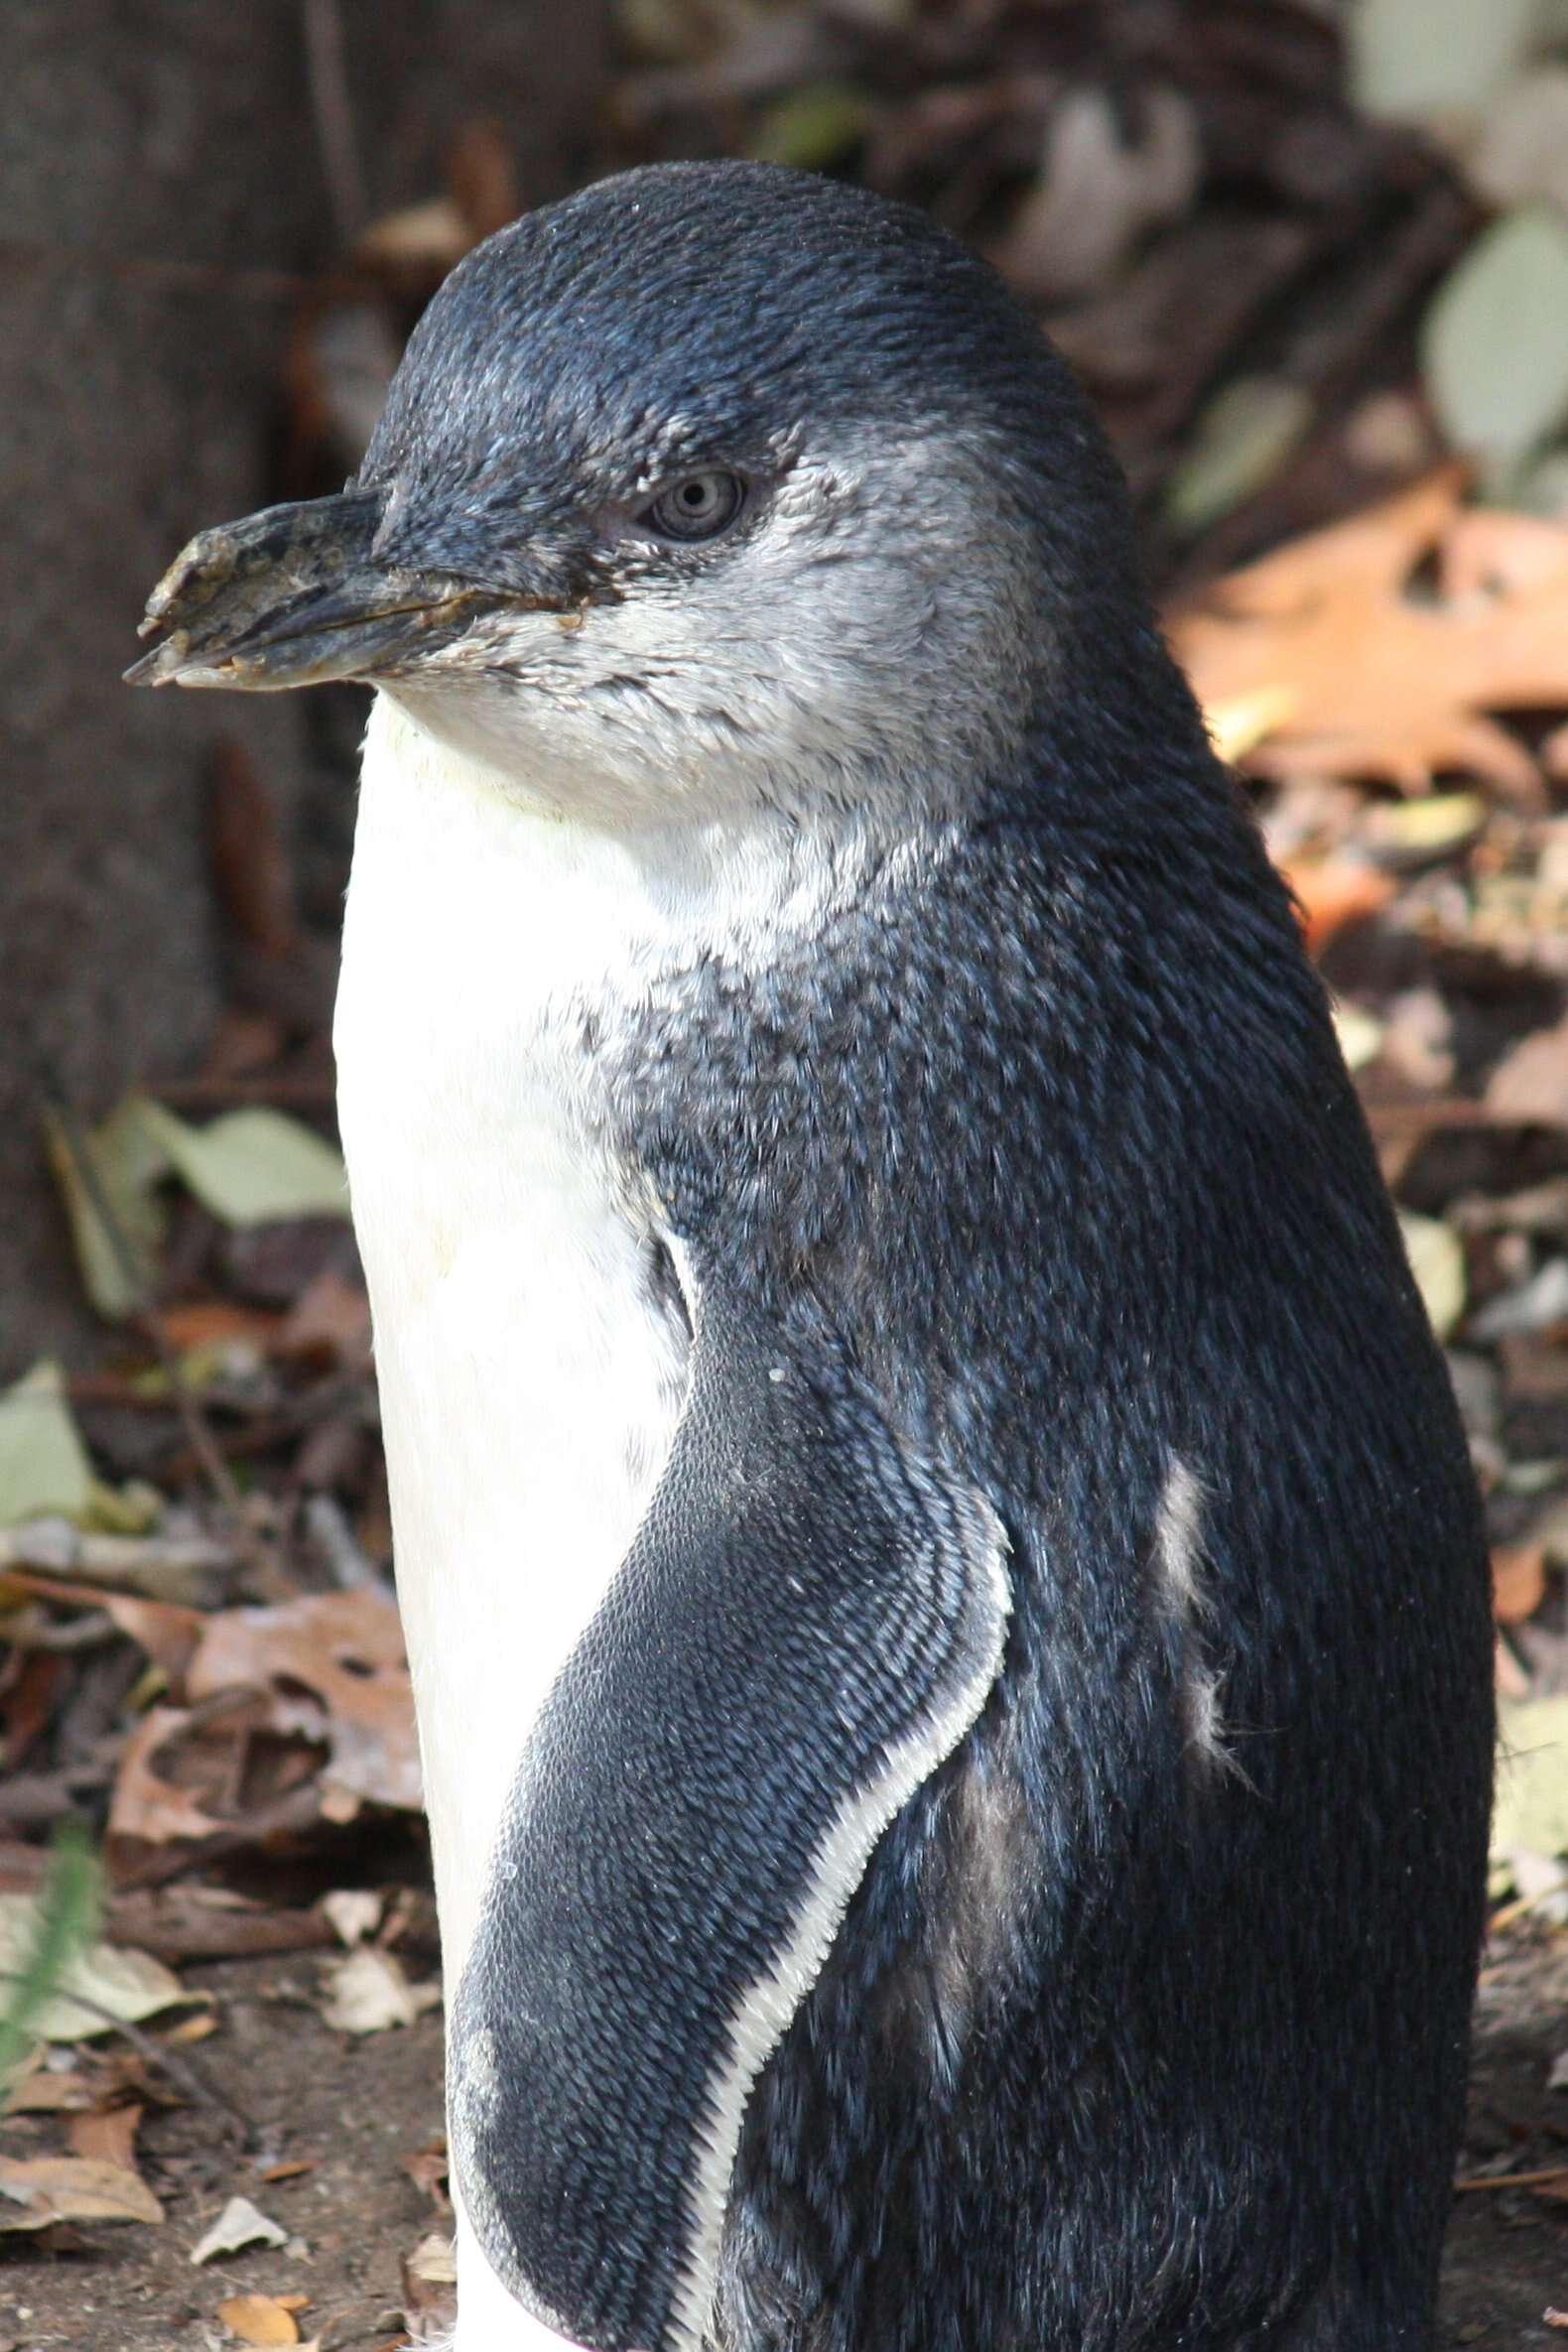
[1486,1015,1568,1128]
[66,2100,143,2171]
[108,1704,234,1847]
[216,2292,301,2346]
[401,2136,451,2213]
[1277,853,1395,956]
[275,1269,371,1372]
[97,1592,206,1688]
[402,2228,457,2336]
[154,1301,285,1354]
[1171,470,1568,799]
[1494,1544,1548,1627]
[446,117,519,241]
[0,2153,163,2227]
[0,1574,206,1683]
[4,2067,92,2114]
[189,1589,419,1813]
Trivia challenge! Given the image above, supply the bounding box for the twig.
[1487,1881,1567,1933]
[303,0,368,247]
[114,1784,326,1895]
[1457,2154,1568,2191]
[0,1520,238,1589]
[0,1969,254,2147]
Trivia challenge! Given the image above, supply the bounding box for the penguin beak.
[124,490,524,692]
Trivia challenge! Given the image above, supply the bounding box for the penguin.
[128,160,1495,2352]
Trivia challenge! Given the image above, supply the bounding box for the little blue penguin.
[129,160,1495,2352]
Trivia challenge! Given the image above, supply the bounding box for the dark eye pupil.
[642,470,743,543]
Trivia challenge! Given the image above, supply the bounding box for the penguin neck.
[356,688,928,1000]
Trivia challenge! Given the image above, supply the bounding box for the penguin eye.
[639,470,745,544]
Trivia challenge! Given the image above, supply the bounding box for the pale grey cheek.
[389,457,1046,825]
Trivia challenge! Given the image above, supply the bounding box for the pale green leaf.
[43,1097,169,1320]
[1398,1211,1467,1341]
[747,83,868,171]
[1165,378,1313,536]
[1364,792,1487,863]
[0,1362,94,1528]
[1332,1004,1384,1073]
[1349,0,1543,122]
[0,1829,100,2082]
[1422,207,1568,472]
[1493,1696,1568,1872]
[134,1102,348,1227]
[0,1895,188,2041]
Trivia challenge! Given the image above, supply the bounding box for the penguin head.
[131,161,1168,831]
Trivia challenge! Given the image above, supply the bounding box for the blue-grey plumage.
[129,161,1494,2352]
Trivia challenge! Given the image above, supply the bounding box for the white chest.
[333,697,690,1988]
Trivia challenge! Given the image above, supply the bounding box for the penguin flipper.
[448,1284,1010,2352]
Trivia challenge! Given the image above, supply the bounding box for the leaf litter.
[13,7,1568,2341]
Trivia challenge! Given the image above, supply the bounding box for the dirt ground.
[0,1919,1561,2352]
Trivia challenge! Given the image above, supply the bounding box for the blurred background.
[5,4,1568,2343]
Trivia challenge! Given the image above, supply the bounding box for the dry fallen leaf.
[402,2229,458,2339]
[322,1890,383,1949]
[0,1895,190,2041]
[1494,1696,1568,1881]
[0,1361,95,1528]
[1278,854,1396,956]
[107,1587,419,1854]
[217,2291,302,2346]
[1171,470,1568,798]
[1494,1544,1549,1626]
[108,1703,240,1848]
[0,2153,163,2228]
[190,2193,288,2266]
[1399,1211,1468,1341]
[401,2137,450,2213]
[4,2065,93,2115]
[275,1269,371,1371]
[188,1589,420,1813]
[322,1946,440,2035]
[66,2099,142,2171]
[1487,1014,1568,1128]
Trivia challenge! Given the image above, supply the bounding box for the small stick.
[1453,2163,1568,2192]
[302,0,368,247]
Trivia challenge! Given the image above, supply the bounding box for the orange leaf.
[188,1589,419,1813]
[0,2154,163,2227]
[216,2292,301,2346]
[1277,855,1395,956]
[1171,470,1568,800]
[154,1301,284,1353]
[66,2101,142,2171]
[1493,1544,1547,1627]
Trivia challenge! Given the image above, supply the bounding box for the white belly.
[334,696,689,2000]
[333,692,858,2352]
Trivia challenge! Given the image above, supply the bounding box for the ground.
[0,1926,1562,2352]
